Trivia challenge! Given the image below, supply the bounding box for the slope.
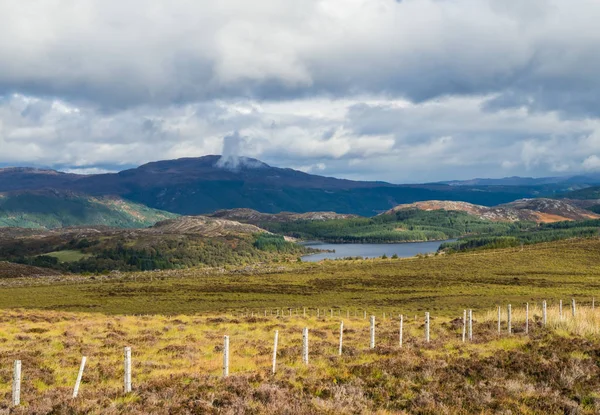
[0,189,178,229]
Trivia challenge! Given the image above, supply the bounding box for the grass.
[41,250,91,263]
[1,238,600,413]
[0,307,600,413]
[0,238,599,315]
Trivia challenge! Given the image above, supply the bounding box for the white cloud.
[583,155,600,172]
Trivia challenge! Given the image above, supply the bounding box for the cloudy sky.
[1,0,600,183]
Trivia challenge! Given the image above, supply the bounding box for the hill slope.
[0,156,570,216]
[384,198,599,223]
[0,215,309,273]
[0,190,177,229]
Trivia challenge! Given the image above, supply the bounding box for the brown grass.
[0,306,599,414]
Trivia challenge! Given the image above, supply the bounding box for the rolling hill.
[0,215,307,273]
[384,198,599,223]
[0,189,177,229]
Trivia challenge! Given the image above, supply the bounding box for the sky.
[1,0,600,183]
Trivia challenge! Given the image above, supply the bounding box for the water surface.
[301,240,453,262]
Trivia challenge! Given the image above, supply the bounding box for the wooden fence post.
[507,304,512,335]
[399,314,404,348]
[370,316,375,349]
[497,306,501,335]
[364,311,367,320]
[468,309,473,341]
[571,298,576,317]
[223,336,230,378]
[462,310,466,343]
[72,356,87,398]
[272,330,278,374]
[12,360,21,407]
[124,347,132,394]
[425,312,430,343]
[339,321,344,356]
[302,328,309,365]
[525,303,529,335]
[542,300,547,326]
[303,307,306,318]
[559,299,563,319]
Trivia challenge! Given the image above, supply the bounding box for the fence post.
[223,336,229,378]
[507,304,512,335]
[364,311,367,320]
[571,298,576,317]
[12,360,21,407]
[425,312,430,343]
[272,330,279,372]
[462,310,466,343]
[339,321,344,356]
[525,303,529,335]
[72,356,87,398]
[124,347,132,394]
[302,328,309,365]
[370,315,376,349]
[317,309,320,318]
[399,314,404,348]
[542,300,547,326]
[497,306,501,335]
[468,309,473,341]
[559,300,563,319]
[303,307,306,318]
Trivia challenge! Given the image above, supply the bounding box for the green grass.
[41,250,91,263]
[1,238,599,316]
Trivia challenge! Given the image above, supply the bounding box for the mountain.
[383,198,600,223]
[440,174,600,187]
[0,156,570,217]
[0,189,177,229]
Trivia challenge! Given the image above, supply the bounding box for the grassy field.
[42,250,91,263]
[0,238,599,315]
[0,306,600,413]
[1,239,600,413]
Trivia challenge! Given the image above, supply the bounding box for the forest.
[1,233,309,273]
[259,209,532,243]
[439,219,600,252]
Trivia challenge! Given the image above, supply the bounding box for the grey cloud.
[0,0,599,117]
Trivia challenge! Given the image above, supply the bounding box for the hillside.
[0,190,178,229]
[0,156,571,216]
[0,216,309,273]
[562,186,600,200]
[210,208,359,224]
[384,198,599,223]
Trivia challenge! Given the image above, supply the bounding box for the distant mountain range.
[439,174,600,187]
[1,155,593,218]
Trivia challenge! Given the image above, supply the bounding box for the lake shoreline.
[301,239,456,262]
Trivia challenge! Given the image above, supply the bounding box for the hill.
[210,208,358,224]
[0,216,309,273]
[561,186,600,200]
[0,156,572,217]
[0,189,178,229]
[384,198,599,223]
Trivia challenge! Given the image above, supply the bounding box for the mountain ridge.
[0,155,592,217]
